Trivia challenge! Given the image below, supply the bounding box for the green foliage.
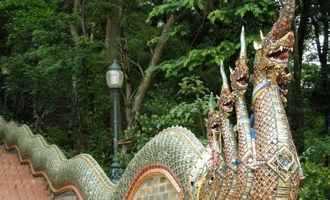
[0,1,328,198]
[148,0,205,21]
[129,97,209,149]
[161,41,237,77]
[302,63,320,90]
[179,75,209,98]
[208,0,276,24]
[208,9,232,24]
[300,134,330,199]
[298,109,330,199]
[300,161,330,199]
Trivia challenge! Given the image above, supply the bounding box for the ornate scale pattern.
[0,0,302,198]
[236,97,251,159]
[114,127,207,199]
[0,119,209,200]
[0,119,115,200]
[235,95,254,200]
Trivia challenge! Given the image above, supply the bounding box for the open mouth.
[211,123,220,130]
[237,76,249,88]
[268,46,293,64]
[223,101,232,107]
[222,100,234,112]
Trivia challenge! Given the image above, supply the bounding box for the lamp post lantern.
[106,59,124,182]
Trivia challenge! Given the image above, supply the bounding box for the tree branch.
[312,17,323,63]
[80,0,87,36]
[128,57,145,78]
[131,15,175,121]
[321,17,328,62]
[70,0,80,44]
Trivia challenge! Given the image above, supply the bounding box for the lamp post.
[106,59,124,182]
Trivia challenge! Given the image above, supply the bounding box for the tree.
[310,0,330,134]
[129,14,175,127]
[289,0,311,152]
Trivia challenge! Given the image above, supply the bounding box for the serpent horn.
[229,67,234,74]
[220,61,229,90]
[240,26,247,58]
[260,30,265,40]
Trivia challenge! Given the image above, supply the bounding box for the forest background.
[0,0,329,198]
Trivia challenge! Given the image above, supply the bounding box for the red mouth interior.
[237,76,249,86]
[269,49,289,61]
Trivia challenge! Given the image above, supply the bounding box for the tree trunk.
[121,39,134,128]
[69,0,85,151]
[131,15,175,120]
[312,5,329,134]
[288,0,309,152]
[80,0,87,36]
[105,1,122,63]
[104,2,123,150]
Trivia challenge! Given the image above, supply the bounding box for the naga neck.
[252,51,268,88]
[252,60,273,105]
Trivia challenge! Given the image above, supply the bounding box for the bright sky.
[303,32,328,65]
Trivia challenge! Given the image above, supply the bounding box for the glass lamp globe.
[106,60,124,89]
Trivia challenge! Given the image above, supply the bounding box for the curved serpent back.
[113,126,207,199]
[0,117,208,199]
[0,118,115,199]
[0,1,302,198]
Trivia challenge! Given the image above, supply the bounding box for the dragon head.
[231,26,249,92]
[254,0,295,85]
[219,61,234,113]
[254,31,294,75]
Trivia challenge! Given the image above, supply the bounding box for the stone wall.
[133,174,179,200]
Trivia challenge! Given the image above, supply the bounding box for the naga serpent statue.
[0,0,303,199]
